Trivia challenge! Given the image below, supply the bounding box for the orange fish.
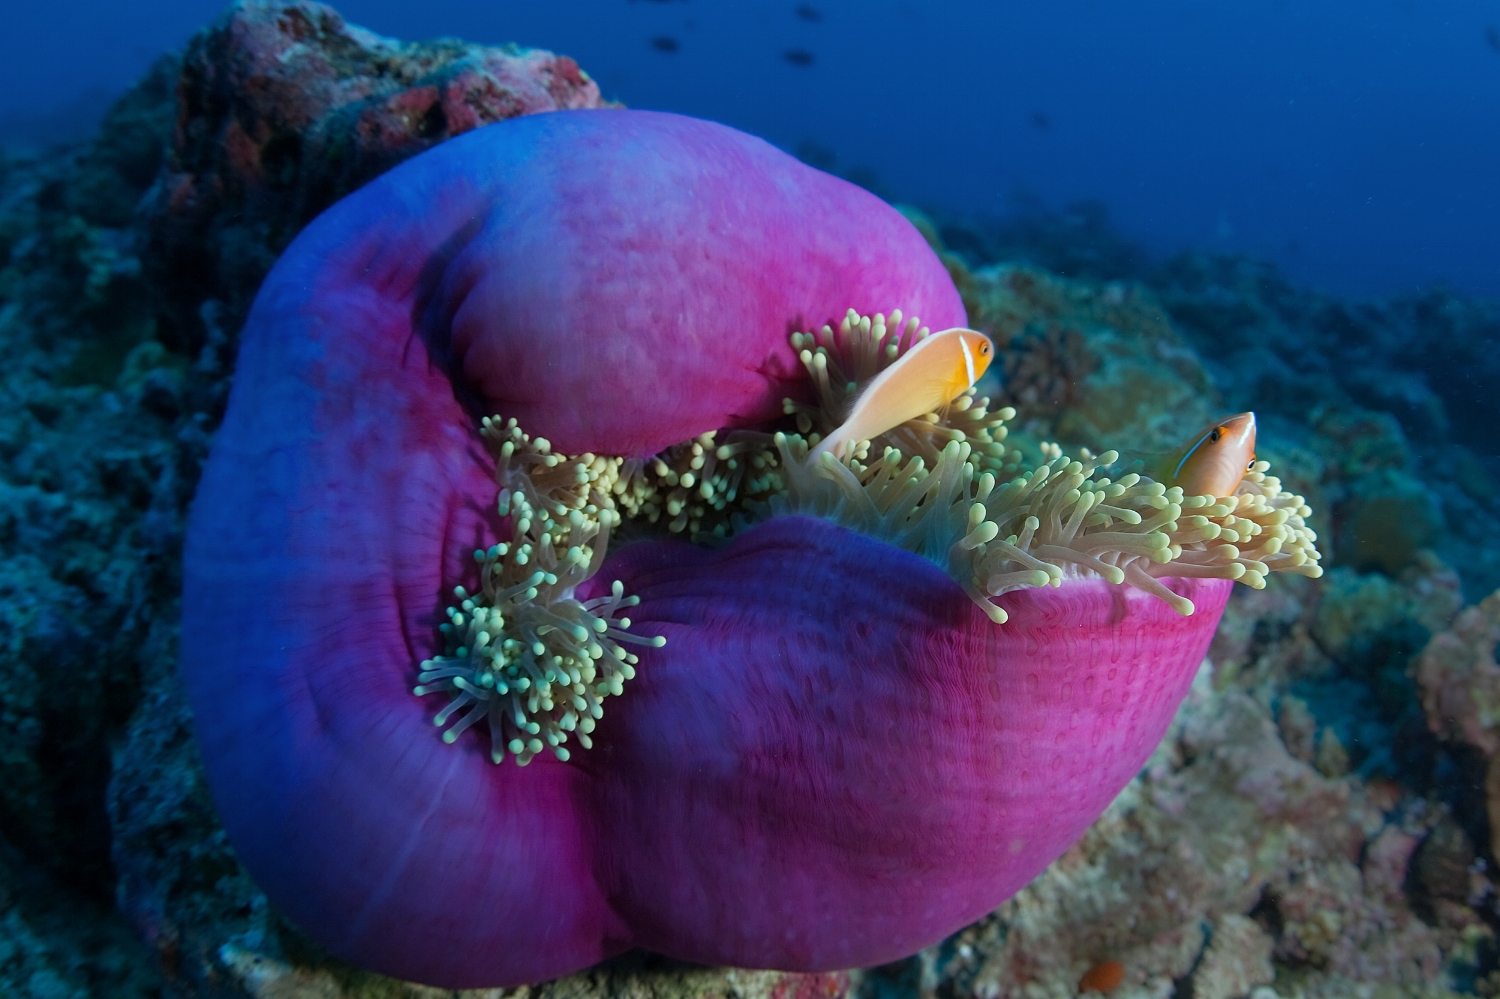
[1158,412,1257,496]
[811,327,994,460]
[1078,959,1125,994]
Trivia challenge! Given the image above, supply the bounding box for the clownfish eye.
[979,341,991,355]
[1208,428,1223,444]
[1247,459,1256,471]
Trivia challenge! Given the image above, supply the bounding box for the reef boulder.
[142,0,608,358]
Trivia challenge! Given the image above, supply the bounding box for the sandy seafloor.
[4,3,1500,998]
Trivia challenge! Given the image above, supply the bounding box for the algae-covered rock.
[1314,562,1461,668]
[1337,469,1447,575]
[949,257,1217,453]
[142,0,609,357]
[889,234,1288,603]
[1192,914,1275,999]
[1416,589,1500,755]
[929,222,1355,559]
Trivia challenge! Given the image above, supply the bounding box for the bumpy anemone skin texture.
[181,107,1228,988]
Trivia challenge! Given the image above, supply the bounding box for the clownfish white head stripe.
[811,327,995,461]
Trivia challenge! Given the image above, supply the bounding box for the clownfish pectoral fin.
[811,327,994,460]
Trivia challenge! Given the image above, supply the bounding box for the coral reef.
[1416,592,1500,892]
[1,2,1498,998]
[951,256,1219,457]
[1150,253,1500,600]
[1417,590,1500,756]
[144,0,606,360]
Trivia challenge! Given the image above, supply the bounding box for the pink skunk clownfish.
[811,327,995,460]
[1151,412,1258,497]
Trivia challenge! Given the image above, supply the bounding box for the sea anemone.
[180,109,1319,988]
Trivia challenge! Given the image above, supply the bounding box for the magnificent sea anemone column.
[180,108,1319,988]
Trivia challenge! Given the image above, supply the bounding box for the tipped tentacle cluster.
[418,307,1323,760]
[612,430,785,538]
[413,419,663,765]
[773,429,1322,625]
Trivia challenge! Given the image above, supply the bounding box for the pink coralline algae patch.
[180,108,1243,988]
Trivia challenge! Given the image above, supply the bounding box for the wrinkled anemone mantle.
[180,109,1232,989]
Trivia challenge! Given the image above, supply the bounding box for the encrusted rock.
[1192,914,1275,999]
[141,0,608,356]
[956,259,1219,454]
[1337,468,1446,575]
[1411,818,1475,905]
[1416,589,1500,754]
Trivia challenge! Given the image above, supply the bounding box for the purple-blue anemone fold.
[181,108,1226,989]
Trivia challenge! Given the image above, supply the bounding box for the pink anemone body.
[180,108,1231,989]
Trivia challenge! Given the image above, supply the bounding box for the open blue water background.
[5,0,1497,300]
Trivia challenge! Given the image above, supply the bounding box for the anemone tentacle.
[766,309,1322,624]
[430,307,1324,760]
[415,417,663,765]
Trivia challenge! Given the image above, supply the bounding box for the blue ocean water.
[4,0,1498,299]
